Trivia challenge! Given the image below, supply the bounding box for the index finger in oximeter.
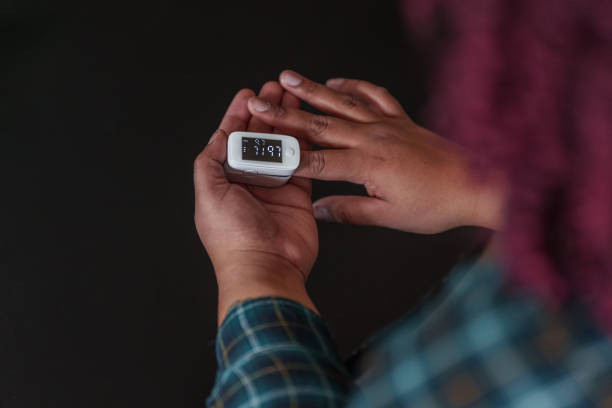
[224,131,300,187]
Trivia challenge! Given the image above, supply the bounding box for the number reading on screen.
[241,137,282,163]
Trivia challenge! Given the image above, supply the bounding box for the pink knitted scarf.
[403,0,612,329]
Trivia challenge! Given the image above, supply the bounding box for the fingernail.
[249,97,271,112]
[280,71,303,87]
[313,205,333,221]
[326,78,344,88]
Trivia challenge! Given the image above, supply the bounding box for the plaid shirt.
[207,261,612,407]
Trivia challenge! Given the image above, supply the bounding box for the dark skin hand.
[195,71,507,323]
[194,82,319,323]
[247,70,507,233]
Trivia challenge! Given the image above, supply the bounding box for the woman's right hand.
[246,70,507,234]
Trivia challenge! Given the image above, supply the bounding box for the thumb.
[313,195,388,226]
[194,129,229,198]
[203,128,229,163]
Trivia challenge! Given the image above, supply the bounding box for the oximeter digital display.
[241,137,282,163]
[224,131,300,187]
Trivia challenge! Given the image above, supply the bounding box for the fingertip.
[279,69,298,79]
[313,204,333,221]
[326,78,345,89]
[312,196,333,208]
[247,82,283,132]
[258,81,284,106]
[279,69,303,87]
[236,88,256,99]
[247,96,272,113]
[260,81,282,94]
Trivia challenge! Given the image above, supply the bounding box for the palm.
[219,178,317,277]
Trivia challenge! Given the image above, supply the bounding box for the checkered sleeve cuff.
[207,297,351,407]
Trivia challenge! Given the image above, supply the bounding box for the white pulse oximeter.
[224,131,300,187]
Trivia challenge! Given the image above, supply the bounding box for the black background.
[4,1,488,407]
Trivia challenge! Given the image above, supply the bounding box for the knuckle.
[368,154,387,166]
[308,151,326,175]
[193,153,206,170]
[303,81,320,94]
[352,150,368,180]
[371,122,397,140]
[340,94,359,109]
[356,80,372,92]
[352,79,364,88]
[376,86,390,96]
[308,115,329,137]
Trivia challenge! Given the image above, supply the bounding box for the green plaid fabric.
[207,262,612,407]
[207,298,352,407]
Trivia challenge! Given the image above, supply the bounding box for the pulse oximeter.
[224,131,300,187]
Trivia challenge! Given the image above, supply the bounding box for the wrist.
[465,169,508,230]
[214,251,317,325]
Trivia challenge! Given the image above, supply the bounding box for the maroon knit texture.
[402,0,612,329]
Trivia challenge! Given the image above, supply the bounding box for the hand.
[194,82,318,324]
[245,70,507,234]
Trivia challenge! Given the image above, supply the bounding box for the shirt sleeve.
[206,297,352,408]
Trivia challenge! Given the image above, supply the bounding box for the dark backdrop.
[4,1,488,407]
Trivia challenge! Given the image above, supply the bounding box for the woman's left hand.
[194,83,319,324]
